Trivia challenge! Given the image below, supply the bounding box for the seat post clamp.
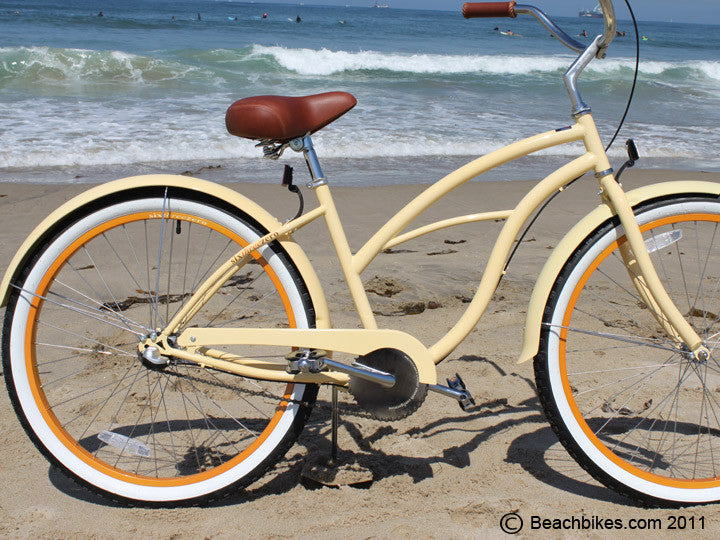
[289,138,305,152]
[594,167,614,179]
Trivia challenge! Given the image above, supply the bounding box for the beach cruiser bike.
[3,0,720,507]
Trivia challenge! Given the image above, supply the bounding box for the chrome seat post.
[290,133,327,189]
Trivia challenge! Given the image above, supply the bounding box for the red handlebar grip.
[462,2,517,19]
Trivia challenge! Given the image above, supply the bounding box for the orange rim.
[559,213,720,489]
[24,209,300,487]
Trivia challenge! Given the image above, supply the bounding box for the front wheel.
[536,194,720,505]
[2,188,317,505]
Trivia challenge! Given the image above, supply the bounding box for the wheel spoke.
[539,200,720,502]
[544,322,680,353]
[5,195,314,503]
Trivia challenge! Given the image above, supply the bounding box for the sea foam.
[0,46,203,87]
[248,45,720,82]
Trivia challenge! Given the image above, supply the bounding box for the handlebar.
[463,1,616,57]
[596,0,617,54]
[462,2,517,18]
[463,1,619,116]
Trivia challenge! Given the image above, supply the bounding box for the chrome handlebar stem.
[515,1,617,115]
[564,35,605,116]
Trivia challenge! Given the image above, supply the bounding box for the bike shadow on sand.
[48,355,631,507]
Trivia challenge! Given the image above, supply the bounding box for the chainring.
[348,348,427,421]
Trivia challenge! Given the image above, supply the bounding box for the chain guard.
[348,348,427,421]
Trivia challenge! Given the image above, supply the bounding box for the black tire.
[536,194,720,505]
[2,188,317,505]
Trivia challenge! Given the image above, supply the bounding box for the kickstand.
[299,385,374,489]
[329,385,339,467]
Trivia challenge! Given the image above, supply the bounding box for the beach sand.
[1,168,720,538]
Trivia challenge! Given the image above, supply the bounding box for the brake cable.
[604,0,640,152]
[501,0,640,276]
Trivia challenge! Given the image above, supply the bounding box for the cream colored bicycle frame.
[143,111,708,388]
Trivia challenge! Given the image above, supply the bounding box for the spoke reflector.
[644,228,682,254]
[98,430,151,457]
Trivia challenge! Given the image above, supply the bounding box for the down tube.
[428,153,597,362]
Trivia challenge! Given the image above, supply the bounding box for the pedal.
[446,373,475,411]
[428,373,475,411]
[285,349,326,374]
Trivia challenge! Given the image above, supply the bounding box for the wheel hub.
[138,333,170,370]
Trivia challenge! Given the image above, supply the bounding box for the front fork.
[599,172,710,361]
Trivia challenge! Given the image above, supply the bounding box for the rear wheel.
[2,190,317,505]
[536,195,720,505]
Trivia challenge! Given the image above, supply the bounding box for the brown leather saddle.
[225,91,357,142]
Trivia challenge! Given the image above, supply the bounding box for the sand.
[2,168,720,539]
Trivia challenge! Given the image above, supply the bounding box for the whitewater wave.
[248,45,568,76]
[2,45,719,92]
[248,45,720,82]
[0,46,206,87]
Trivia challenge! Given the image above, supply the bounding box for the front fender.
[0,174,330,329]
[518,180,720,364]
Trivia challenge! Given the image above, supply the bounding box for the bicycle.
[3,0,720,506]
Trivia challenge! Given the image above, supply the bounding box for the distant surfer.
[263,12,268,19]
[296,15,302,23]
[579,29,588,37]
[98,11,103,17]
[197,13,202,21]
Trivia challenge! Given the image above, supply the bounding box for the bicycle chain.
[165,366,377,420]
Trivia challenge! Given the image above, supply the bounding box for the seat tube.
[304,139,378,329]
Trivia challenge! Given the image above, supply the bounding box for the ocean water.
[1,0,719,185]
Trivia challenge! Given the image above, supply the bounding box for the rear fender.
[0,175,331,330]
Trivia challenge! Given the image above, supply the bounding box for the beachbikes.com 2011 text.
[529,514,706,532]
